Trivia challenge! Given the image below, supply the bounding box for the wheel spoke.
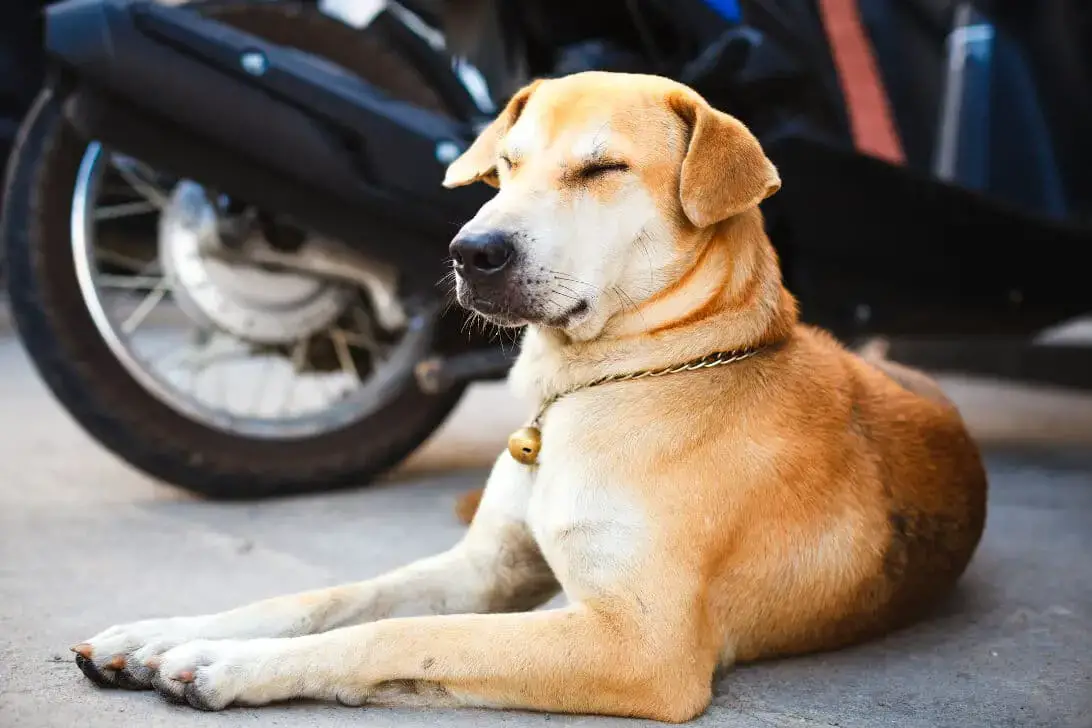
[346,307,389,359]
[96,274,165,290]
[94,200,159,221]
[111,157,169,209]
[290,337,310,373]
[248,357,275,417]
[120,280,170,335]
[339,330,384,356]
[95,248,159,274]
[275,338,313,418]
[154,345,197,372]
[331,329,361,381]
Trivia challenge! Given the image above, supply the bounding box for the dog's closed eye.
[576,161,630,180]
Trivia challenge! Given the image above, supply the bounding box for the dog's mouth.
[544,299,589,328]
[457,284,589,330]
[468,296,524,326]
[455,284,527,327]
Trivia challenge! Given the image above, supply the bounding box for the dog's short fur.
[72,73,987,721]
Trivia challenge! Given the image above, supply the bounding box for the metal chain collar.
[530,345,769,428]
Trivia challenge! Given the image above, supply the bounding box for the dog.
[71,72,987,721]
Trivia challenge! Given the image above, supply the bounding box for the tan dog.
[71,72,987,722]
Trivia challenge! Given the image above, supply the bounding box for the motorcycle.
[1,0,1090,499]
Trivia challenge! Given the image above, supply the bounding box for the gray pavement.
[1,331,1091,728]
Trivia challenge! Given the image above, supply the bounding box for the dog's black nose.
[450,231,514,280]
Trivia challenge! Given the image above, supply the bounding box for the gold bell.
[507,426,542,466]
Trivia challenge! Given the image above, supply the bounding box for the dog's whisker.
[460,311,483,336]
[549,271,604,296]
[551,288,581,302]
[549,270,593,284]
[635,228,656,291]
[611,285,647,329]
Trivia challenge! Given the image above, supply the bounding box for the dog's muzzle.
[449,229,590,327]
[449,230,525,322]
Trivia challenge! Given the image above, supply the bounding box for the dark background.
[0,0,47,177]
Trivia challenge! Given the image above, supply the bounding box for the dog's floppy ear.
[442,80,544,189]
[670,91,781,227]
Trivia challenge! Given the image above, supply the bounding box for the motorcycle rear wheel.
[0,2,468,499]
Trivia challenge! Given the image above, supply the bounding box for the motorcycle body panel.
[44,0,492,295]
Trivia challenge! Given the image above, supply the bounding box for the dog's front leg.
[74,454,558,690]
[151,605,714,722]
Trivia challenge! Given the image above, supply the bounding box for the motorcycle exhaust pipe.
[45,0,492,295]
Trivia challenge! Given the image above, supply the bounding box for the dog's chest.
[525,458,648,599]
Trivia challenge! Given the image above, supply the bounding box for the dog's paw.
[72,617,210,690]
[152,639,282,710]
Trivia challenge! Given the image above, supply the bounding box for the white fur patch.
[569,122,613,160]
[503,115,542,161]
[529,476,646,600]
[472,451,537,527]
[526,402,648,600]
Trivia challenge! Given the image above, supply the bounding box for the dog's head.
[444,72,780,338]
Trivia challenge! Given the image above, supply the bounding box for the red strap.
[816,0,906,165]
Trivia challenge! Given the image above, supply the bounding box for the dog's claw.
[153,678,187,704]
[71,643,93,659]
[176,670,196,684]
[113,669,146,691]
[105,655,126,670]
[75,653,113,688]
[184,682,219,711]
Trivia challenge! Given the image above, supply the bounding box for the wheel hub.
[160,181,352,345]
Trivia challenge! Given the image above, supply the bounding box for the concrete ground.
[1,325,1091,727]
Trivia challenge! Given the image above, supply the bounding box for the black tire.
[0,4,467,499]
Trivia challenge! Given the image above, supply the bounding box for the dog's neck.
[510,208,798,403]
